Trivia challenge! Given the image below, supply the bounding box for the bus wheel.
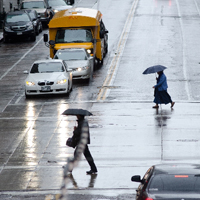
[98,59,104,66]
[94,57,103,69]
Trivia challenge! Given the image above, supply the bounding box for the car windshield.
[54,50,87,60]
[148,174,200,192]
[28,12,36,20]
[5,13,30,23]
[48,0,67,6]
[55,29,93,43]
[30,62,64,73]
[21,1,45,9]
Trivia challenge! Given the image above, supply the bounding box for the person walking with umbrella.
[143,65,175,109]
[153,71,175,109]
[73,114,97,174]
[63,109,97,175]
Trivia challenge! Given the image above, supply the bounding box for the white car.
[24,59,73,98]
[47,0,72,14]
[53,48,94,81]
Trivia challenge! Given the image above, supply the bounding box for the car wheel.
[36,27,39,36]
[4,36,9,43]
[88,66,93,82]
[30,34,36,42]
[70,79,73,92]
[25,93,31,99]
[39,23,43,33]
[65,81,70,96]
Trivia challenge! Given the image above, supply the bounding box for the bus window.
[55,29,93,43]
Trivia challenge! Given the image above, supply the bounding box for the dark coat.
[154,72,168,91]
[72,118,90,147]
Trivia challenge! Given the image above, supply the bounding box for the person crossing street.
[71,114,97,174]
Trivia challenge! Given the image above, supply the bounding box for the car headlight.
[57,79,67,84]
[27,22,34,30]
[4,26,11,32]
[54,9,59,13]
[26,81,35,86]
[87,49,94,56]
[87,49,92,54]
[77,66,89,71]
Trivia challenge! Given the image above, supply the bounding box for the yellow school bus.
[44,7,108,66]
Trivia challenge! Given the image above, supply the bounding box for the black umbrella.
[62,108,93,116]
[143,65,167,74]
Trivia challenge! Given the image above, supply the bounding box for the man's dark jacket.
[72,118,90,147]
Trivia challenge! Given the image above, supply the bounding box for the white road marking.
[0,36,44,81]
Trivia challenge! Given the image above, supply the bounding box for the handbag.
[66,137,73,147]
[66,137,76,148]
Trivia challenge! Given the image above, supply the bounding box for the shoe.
[152,105,159,109]
[171,102,175,108]
[86,170,97,175]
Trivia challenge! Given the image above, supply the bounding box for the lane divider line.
[96,0,139,101]
[0,35,44,81]
[175,0,191,101]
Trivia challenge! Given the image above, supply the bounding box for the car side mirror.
[131,175,142,182]
[91,39,97,43]
[105,29,109,34]
[23,70,29,74]
[49,40,55,46]
[43,33,48,42]
[67,69,73,72]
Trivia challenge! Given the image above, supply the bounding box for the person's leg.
[171,101,175,108]
[83,145,97,173]
[153,104,159,108]
[153,88,159,108]
[164,90,175,108]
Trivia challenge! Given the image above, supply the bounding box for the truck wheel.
[98,58,104,66]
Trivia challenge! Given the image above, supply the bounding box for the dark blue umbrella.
[143,65,167,74]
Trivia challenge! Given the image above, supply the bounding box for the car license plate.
[17,32,22,35]
[41,86,51,91]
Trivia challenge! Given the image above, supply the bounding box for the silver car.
[46,0,72,15]
[20,0,53,25]
[53,48,94,81]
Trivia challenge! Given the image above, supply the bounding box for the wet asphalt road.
[1,0,200,199]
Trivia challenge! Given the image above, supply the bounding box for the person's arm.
[153,74,166,88]
[73,125,81,136]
